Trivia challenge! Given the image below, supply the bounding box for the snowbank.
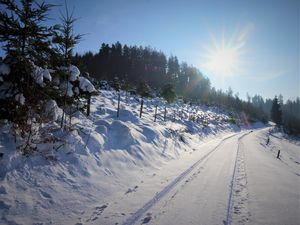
[43,99,62,121]
[79,76,96,93]
[0,89,249,224]
[69,65,80,81]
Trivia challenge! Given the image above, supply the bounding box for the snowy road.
[111,128,299,225]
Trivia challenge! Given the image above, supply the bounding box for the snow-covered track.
[122,132,243,225]
[225,131,252,225]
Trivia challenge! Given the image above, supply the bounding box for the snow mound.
[106,120,136,149]
[79,76,96,93]
[67,82,74,97]
[32,66,52,85]
[43,99,62,121]
[69,65,80,81]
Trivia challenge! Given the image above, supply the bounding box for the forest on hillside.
[0,0,299,135]
[76,43,300,135]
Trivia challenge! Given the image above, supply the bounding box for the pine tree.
[161,83,176,104]
[271,96,282,127]
[52,4,82,66]
[0,0,55,123]
[0,0,54,64]
[52,4,87,127]
[137,81,151,98]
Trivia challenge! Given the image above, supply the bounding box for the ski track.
[225,132,251,225]
[121,132,243,225]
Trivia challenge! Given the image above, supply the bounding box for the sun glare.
[202,28,249,77]
[205,43,240,77]
[207,46,238,76]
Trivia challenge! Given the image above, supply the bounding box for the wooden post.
[266,136,270,145]
[117,93,120,118]
[69,107,72,127]
[139,98,144,118]
[173,110,176,121]
[87,95,91,116]
[180,109,183,120]
[277,150,281,159]
[154,105,158,122]
[60,110,64,128]
[164,106,167,121]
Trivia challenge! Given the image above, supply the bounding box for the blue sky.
[2,0,299,101]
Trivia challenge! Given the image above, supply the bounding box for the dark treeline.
[76,42,300,135]
[76,42,219,104]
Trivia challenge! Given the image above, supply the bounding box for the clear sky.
[2,0,299,101]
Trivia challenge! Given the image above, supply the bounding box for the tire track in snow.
[122,132,242,225]
[225,132,251,225]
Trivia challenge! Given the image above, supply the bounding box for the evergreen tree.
[161,83,176,104]
[137,81,151,98]
[52,5,82,66]
[52,4,95,127]
[167,56,180,84]
[271,96,282,126]
[0,0,55,65]
[0,0,55,123]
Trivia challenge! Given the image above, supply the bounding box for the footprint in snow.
[92,216,98,221]
[125,185,138,194]
[0,200,11,210]
[0,186,7,194]
[95,204,108,215]
[86,204,108,222]
[39,190,52,199]
[141,213,152,224]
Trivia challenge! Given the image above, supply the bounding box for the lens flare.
[201,25,252,77]
[206,45,239,76]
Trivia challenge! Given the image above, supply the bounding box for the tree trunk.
[87,95,91,116]
[173,110,176,121]
[60,109,65,129]
[154,105,158,122]
[139,98,144,118]
[117,93,120,118]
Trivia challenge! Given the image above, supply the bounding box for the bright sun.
[202,31,246,77]
[206,44,239,77]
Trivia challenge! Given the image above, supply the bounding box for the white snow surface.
[32,66,52,85]
[43,99,62,121]
[79,76,96,93]
[67,82,74,97]
[69,65,80,81]
[14,93,25,105]
[0,90,299,225]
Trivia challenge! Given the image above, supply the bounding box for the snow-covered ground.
[0,90,299,225]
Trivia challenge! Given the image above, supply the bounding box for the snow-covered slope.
[1,90,298,225]
[0,89,238,224]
